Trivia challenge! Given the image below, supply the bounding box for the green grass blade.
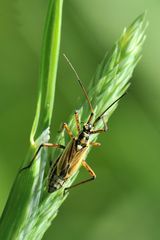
[0,8,147,240]
[30,0,63,144]
[0,0,63,239]
[26,12,147,238]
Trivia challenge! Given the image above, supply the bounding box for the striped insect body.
[21,54,126,193]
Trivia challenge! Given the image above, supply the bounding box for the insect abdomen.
[48,174,65,193]
[47,162,65,193]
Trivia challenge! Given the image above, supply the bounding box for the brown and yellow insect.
[23,55,125,193]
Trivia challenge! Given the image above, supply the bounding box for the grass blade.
[0,0,63,239]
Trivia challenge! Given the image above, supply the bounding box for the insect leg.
[91,117,108,134]
[90,129,106,134]
[87,112,94,124]
[102,116,108,131]
[74,111,81,134]
[89,142,101,147]
[63,123,74,139]
[91,119,108,134]
[65,160,96,191]
[20,143,65,172]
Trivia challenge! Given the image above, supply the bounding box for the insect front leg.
[65,160,96,191]
[89,142,101,147]
[91,117,108,134]
[87,112,94,124]
[74,111,81,134]
[20,143,65,172]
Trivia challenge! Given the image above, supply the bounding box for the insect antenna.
[63,54,94,113]
[93,92,127,125]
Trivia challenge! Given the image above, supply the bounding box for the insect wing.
[56,139,77,177]
[66,146,87,177]
[56,139,87,179]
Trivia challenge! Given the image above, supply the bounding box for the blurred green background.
[0,0,160,239]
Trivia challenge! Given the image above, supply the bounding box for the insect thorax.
[76,130,90,150]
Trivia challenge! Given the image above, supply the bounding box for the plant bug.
[22,55,126,193]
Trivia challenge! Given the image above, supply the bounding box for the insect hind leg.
[64,160,96,192]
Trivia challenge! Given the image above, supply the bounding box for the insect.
[22,55,126,193]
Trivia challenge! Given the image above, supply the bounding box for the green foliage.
[0,1,147,239]
[30,0,63,143]
[0,0,63,239]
